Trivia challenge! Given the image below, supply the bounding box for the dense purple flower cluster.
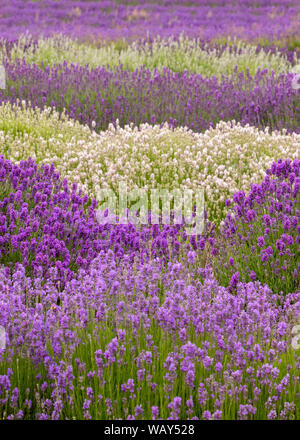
[0,155,105,283]
[1,60,299,133]
[0,254,299,419]
[0,0,299,44]
[215,158,300,294]
[0,0,299,421]
[0,157,146,282]
[1,37,298,66]
[0,156,212,284]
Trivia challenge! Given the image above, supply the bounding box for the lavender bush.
[0,155,201,282]
[0,0,299,422]
[1,60,299,133]
[1,103,299,224]
[213,159,300,295]
[0,158,299,420]
[0,252,299,420]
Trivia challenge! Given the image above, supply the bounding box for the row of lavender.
[1,60,299,133]
[1,0,299,44]
[0,0,299,421]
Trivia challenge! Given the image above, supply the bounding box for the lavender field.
[0,0,299,422]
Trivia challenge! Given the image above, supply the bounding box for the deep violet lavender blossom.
[0,254,299,420]
[1,59,299,133]
[214,158,300,294]
[0,0,299,44]
[0,156,215,285]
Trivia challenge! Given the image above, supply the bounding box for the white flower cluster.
[0,33,294,78]
[1,102,299,223]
